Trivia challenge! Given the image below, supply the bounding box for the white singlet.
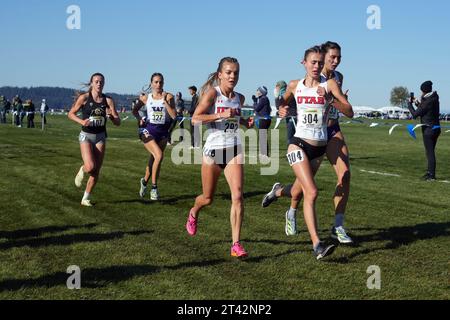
[204,86,242,150]
[145,94,169,125]
[294,78,330,142]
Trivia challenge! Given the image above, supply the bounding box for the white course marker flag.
[389,124,402,135]
[413,124,427,131]
[274,117,283,130]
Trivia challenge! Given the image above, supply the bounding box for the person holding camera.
[408,81,441,181]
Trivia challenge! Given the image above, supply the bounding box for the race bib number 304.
[287,149,304,166]
[299,109,323,128]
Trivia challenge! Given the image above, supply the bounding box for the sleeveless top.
[144,93,172,132]
[204,86,242,150]
[81,92,109,134]
[294,78,330,142]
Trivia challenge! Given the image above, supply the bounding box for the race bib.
[89,116,105,127]
[203,148,216,158]
[150,111,165,124]
[286,149,304,166]
[298,108,323,129]
[223,118,239,133]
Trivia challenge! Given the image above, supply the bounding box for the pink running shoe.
[186,212,197,236]
[231,242,248,258]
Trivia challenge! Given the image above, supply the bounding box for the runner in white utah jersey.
[185,57,254,259]
[262,42,354,245]
[277,45,353,260]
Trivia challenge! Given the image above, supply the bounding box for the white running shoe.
[331,226,353,244]
[150,188,159,201]
[285,210,297,236]
[81,199,93,207]
[74,166,84,188]
[139,178,147,198]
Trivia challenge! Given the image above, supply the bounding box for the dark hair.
[200,57,239,96]
[303,46,323,61]
[151,72,164,83]
[321,41,341,54]
[142,73,164,93]
[188,85,197,92]
[75,72,105,101]
[90,72,105,84]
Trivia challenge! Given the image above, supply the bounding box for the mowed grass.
[0,114,449,300]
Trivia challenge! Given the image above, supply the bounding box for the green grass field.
[0,114,449,300]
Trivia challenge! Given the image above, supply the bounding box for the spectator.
[408,80,441,181]
[13,96,23,127]
[252,85,271,159]
[0,95,6,123]
[188,85,200,148]
[274,80,297,146]
[24,99,35,128]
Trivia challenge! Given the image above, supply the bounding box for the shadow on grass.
[349,156,377,161]
[0,223,98,240]
[0,249,304,291]
[210,238,310,246]
[108,194,198,205]
[328,222,450,263]
[0,230,153,250]
[108,191,269,206]
[216,191,269,201]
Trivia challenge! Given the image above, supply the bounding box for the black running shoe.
[261,182,283,208]
[313,242,336,260]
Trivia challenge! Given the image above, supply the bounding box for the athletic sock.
[313,241,321,251]
[281,184,293,197]
[152,184,157,190]
[142,178,147,186]
[287,207,297,220]
[335,213,345,228]
[82,192,90,201]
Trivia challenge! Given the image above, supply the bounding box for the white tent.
[377,106,409,119]
[353,106,378,117]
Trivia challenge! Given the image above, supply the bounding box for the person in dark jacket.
[188,85,200,148]
[168,91,185,144]
[24,99,36,128]
[252,86,271,159]
[0,96,6,123]
[274,80,297,146]
[408,80,441,181]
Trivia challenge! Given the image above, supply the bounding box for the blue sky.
[1,0,449,111]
